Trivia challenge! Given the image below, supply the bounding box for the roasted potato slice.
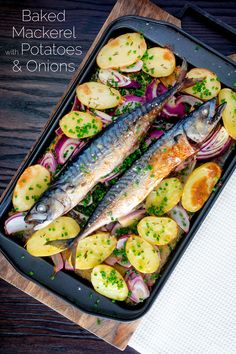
[91,265,128,301]
[218,88,236,139]
[75,233,117,270]
[138,216,178,246]
[96,32,147,69]
[12,164,51,212]
[26,216,80,257]
[59,111,103,139]
[76,82,121,110]
[126,235,160,273]
[181,162,222,212]
[183,68,221,100]
[142,47,176,77]
[146,178,183,216]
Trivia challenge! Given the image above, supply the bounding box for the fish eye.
[36,203,47,213]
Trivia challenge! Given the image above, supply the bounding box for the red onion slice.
[118,209,146,227]
[145,80,168,102]
[169,204,190,233]
[4,212,33,235]
[55,127,63,136]
[39,151,58,174]
[54,134,82,164]
[115,95,145,115]
[104,255,118,266]
[145,129,165,147]
[120,60,143,73]
[197,126,231,160]
[143,272,160,287]
[93,110,113,126]
[111,222,123,235]
[98,69,140,88]
[176,94,203,107]
[125,270,150,303]
[116,236,131,268]
[161,96,186,119]
[72,95,85,111]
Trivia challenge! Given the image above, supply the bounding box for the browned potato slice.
[126,235,160,273]
[12,165,51,212]
[182,162,222,212]
[142,47,176,77]
[96,32,147,69]
[138,216,178,246]
[218,88,236,139]
[183,68,221,100]
[26,217,80,257]
[59,111,103,139]
[91,265,128,301]
[76,82,121,109]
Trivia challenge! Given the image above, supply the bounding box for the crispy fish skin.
[25,61,189,230]
[77,98,224,240]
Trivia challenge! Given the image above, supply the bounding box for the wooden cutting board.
[0,0,181,350]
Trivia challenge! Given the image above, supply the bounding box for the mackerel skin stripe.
[81,125,196,237]
[52,86,179,209]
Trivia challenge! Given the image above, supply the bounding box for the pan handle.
[178,3,236,36]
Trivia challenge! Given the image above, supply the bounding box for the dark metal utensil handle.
[178,3,236,35]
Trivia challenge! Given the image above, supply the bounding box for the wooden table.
[0,0,235,353]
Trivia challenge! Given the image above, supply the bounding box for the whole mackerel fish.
[52,98,225,257]
[25,60,191,230]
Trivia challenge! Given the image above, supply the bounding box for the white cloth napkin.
[130,170,236,354]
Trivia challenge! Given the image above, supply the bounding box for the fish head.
[24,186,71,230]
[183,98,225,144]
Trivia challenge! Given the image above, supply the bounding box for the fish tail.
[175,58,202,91]
[70,241,78,269]
[180,77,201,90]
[45,237,76,251]
[177,58,188,84]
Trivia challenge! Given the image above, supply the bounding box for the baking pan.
[0,16,235,322]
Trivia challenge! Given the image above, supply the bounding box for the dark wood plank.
[0,0,235,353]
[0,280,137,354]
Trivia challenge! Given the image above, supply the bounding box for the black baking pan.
[0,16,236,322]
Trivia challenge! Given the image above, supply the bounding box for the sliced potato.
[142,47,176,77]
[12,165,51,212]
[138,216,178,246]
[218,88,236,139]
[146,178,183,216]
[97,32,147,69]
[91,265,128,301]
[26,216,80,257]
[59,111,102,139]
[76,82,121,110]
[75,233,117,270]
[126,235,160,273]
[183,68,221,100]
[182,162,222,212]
[159,65,181,87]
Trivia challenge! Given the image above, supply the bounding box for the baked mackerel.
[54,98,225,256]
[25,60,190,230]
